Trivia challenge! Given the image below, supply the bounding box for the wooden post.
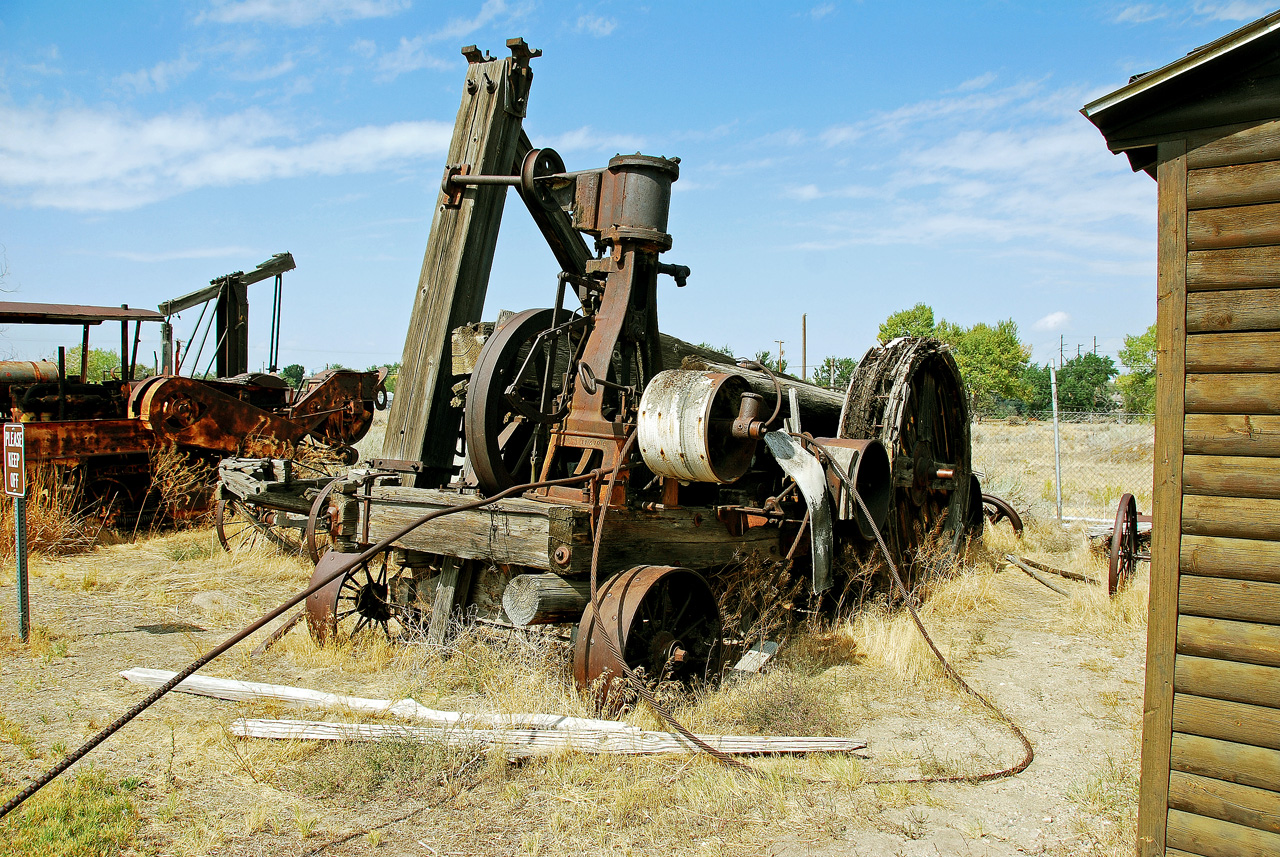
[427,557,472,645]
[382,43,537,487]
[1138,138,1188,857]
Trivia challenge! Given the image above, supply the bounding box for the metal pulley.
[636,370,764,484]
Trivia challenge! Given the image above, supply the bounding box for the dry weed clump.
[147,445,215,522]
[0,466,101,559]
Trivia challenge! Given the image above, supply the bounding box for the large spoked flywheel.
[840,337,973,570]
[465,308,583,495]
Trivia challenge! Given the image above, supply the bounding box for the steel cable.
[0,470,598,821]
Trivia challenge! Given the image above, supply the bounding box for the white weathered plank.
[230,717,868,758]
[121,667,637,734]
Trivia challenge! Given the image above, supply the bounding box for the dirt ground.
[0,523,1145,857]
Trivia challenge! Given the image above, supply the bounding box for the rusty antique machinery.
[1,257,385,524]
[218,40,979,692]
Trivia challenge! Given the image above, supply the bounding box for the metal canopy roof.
[0,302,165,325]
[1082,9,1280,171]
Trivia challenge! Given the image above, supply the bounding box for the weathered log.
[1173,693,1280,752]
[1176,615,1280,669]
[1175,655,1280,710]
[502,573,592,626]
[1166,807,1280,857]
[1168,771,1280,836]
[1180,534,1280,583]
[1178,575,1280,625]
[1184,414,1280,457]
[1170,732,1280,795]
[1183,453,1280,499]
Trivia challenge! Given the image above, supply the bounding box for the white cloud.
[200,0,410,26]
[1113,5,1169,23]
[374,36,450,80]
[1033,311,1072,331]
[575,15,617,37]
[808,3,836,20]
[433,0,509,42]
[0,104,452,211]
[1194,1,1275,21]
[108,246,258,262]
[955,72,997,92]
[115,56,200,94]
[543,126,645,153]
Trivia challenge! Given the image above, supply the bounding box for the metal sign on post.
[3,423,29,642]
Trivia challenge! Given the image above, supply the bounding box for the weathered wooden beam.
[340,485,782,578]
[231,717,868,758]
[1176,614,1280,668]
[1168,770,1280,836]
[1188,201,1280,250]
[1180,534,1280,583]
[1184,414,1280,456]
[427,556,472,645]
[1187,288,1280,333]
[1175,654,1280,710]
[1183,453,1280,499]
[1166,807,1280,857]
[383,48,536,485]
[1170,732,1280,794]
[1187,246,1280,290]
[1178,575,1280,625]
[1172,693,1280,752]
[1188,158,1280,209]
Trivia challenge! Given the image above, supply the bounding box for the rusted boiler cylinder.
[636,370,760,483]
[0,361,60,384]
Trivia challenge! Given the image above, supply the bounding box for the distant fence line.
[970,410,1154,525]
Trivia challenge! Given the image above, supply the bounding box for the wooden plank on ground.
[1186,374,1280,415]
[1185,414,1280,457]
[1186,289,1280,333]
[1140,139,1187,857]
[1176,615,1280,669]
[1180,534,1280,583]
[1168,771,1280,836]
[1166,807,1280,857]
[1175,655,1280,709]
[1170,733,1280,793]
[1178,576,1280,625]
[230,718,868,758]
[1187,246,1280,290]
[1187,201,1280,250]
[1183,454,1280,499]
[1182,494,1280,541]
[1186,332,1280,373]
[1188,159,1280,209]
[1172,693,1280,751]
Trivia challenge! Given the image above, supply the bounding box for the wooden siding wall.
[1142,120,1280,857]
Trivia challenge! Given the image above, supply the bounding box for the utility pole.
[1059,334,1064,365]
[1093,336,1097,355]
[801,314,807,382]
[775,340,785,371]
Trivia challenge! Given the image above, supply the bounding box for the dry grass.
[0,466,101,559]
[972,419,1153,521]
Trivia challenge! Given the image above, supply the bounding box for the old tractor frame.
[220,40,980,692]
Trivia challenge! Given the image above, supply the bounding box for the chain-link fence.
[971,410,1154,524]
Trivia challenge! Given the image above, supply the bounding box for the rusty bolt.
[553,545,571,566]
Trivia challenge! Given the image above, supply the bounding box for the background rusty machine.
[220,41,983,689]
[1,254,385,526]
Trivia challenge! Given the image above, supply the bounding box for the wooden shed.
[1083,12,1280,857]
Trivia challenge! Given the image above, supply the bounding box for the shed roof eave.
[1082,10,1280,121]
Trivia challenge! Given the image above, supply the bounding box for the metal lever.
[764,431,833,594]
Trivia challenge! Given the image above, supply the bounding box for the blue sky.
[0,1,1272,378]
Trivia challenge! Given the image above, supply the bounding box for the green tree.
[813,355,858,390]
[753,349,788,375]
[60,346,127,382]
[1116,323,1156,414]
[877,303,936,343]
[936,318,1031,413]
[696,342,735,359]
[280,363,306,387]
[1056,352,1119,412]
[1022,362,1052,412]
[367,362,400,393]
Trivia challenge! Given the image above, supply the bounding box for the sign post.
[3,423,28,642]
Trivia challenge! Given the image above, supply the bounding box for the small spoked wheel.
[305,549,426,644]
[215,498,303,554]
[1108,493,1139,596]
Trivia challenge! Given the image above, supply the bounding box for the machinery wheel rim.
[305,549,397,644]
[573,565,723,698]
[215,497,303,554]
[1108,493,1138,596]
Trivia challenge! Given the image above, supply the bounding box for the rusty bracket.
[442,163,470,208]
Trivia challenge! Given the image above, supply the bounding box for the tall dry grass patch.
[0,466,100,559]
